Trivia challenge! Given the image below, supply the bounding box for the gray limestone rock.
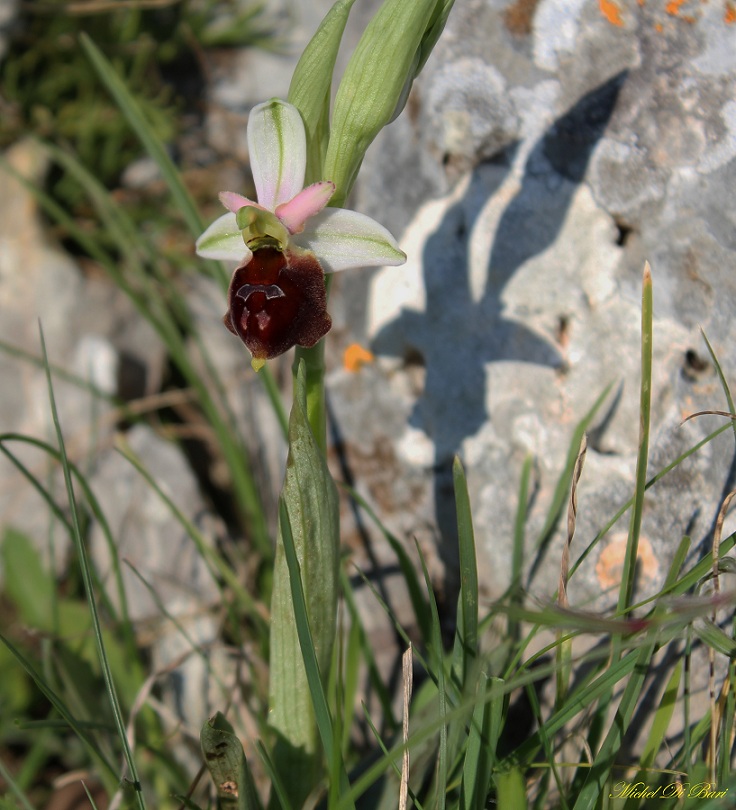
[89,424,221,623]
[0,140,229,741]
[89,424,224,765]
[0,141,165,570]
[329,0,736,615]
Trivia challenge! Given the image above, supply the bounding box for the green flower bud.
[325,0,454,203]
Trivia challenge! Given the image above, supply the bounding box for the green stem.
[292,275,333,455]
[293,341,327,454]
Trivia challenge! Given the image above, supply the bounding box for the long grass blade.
[700,328,736,445]
[509,453,533,642]
[0,755,36,810]
[622,659,682,810]
[345,486,431,645]
[617,262,653,614]
[114,437,266,629]
[38,325,146,810]
[573,489,686,809]
[556,434,587,706]
[416,542,447,810]
[0,633,118,783]
[0,434,134,646]
[452,456,479,689]
[255,741,293,810]
[78,34,205,244]
[340,568,398,730]
[460,672,493,810]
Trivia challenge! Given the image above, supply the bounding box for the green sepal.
[268,360,340,806]
[200,712,262,810]
[288,0,358,184]
[325,0,453,203]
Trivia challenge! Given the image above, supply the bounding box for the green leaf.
[254,740,293,810]
[288,0,358,183]
[495,768,527,809]
[623,660,682,810]
[200,713,262,810]
[278,501,354,808]
[268,360,340,806]
[694,619,736,657]
[460,673,494,810]
[1,529,54,631]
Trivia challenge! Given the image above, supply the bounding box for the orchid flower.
[196,98,406,370]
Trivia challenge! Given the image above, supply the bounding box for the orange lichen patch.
[503,0,541,36]
[655,21,664,30]
[599,0,624,26]
[665,0,685,13]
[595,533,659,591]
[343,343,375,372]
[726,2,736,23]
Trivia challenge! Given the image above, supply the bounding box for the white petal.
[195,212,251,262]
[247,99,307,210]
[292,208,406,273]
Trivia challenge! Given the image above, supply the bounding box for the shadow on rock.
[372,72,626,608]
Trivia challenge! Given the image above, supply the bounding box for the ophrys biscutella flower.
[196,98,406,370]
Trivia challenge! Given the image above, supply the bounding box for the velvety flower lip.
[195,98,406,272]
[223,247,332,370]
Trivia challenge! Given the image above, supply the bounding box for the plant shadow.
[372,72,626,607]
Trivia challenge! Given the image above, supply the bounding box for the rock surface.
[0,141,165,569]
[329,0,736,613]
[0,141,227,756]
[2,0,735,767]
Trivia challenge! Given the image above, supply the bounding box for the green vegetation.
[1,3,735,808]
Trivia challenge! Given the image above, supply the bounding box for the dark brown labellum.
[223,246,331,361]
